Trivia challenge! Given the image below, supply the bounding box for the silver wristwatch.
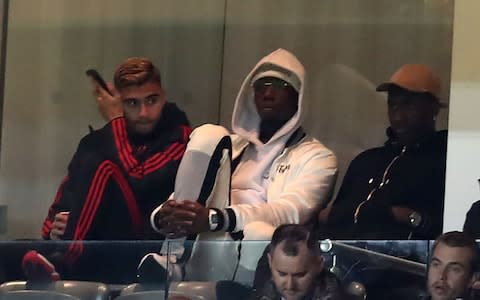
[408,211,422,228]
[208,209,220,231]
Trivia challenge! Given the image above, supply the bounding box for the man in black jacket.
[22,57,191,282]
[320,64,447,239]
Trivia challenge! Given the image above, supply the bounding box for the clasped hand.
[155,200,209,238]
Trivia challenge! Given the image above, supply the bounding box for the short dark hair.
[269,224,319,257]
[431,231,480,273]
[114,57,162,91]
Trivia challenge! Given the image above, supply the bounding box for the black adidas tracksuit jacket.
[41,102,190,267]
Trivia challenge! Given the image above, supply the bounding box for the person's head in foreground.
[428,231,479,300]
[268,224,324,300]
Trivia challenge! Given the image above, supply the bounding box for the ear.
[160,88,167,102]
[317,255,325,273]
[432,102,440,117]
[426,99,440,117]
[267,253,272,267]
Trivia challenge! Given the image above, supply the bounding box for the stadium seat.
[0,280,109,300]
[0,290,80,300]
[120,281,217,300]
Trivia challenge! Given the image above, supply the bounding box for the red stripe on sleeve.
[112,119,136,170]
[65,160,143,264]
[73,162,110,240]
[142,142,183,175]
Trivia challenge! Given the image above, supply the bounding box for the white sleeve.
[150,193,175,233]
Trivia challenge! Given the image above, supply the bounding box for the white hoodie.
[228,48,338,232]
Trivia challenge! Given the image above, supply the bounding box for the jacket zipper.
[353,146,406,224]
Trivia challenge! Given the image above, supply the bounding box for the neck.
[259,119,287,143]
[399,127,436,146]
[128,129,155,146]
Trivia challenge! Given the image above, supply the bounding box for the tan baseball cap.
[376,64,442,101]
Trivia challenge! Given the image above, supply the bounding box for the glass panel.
[329,240,429,299]
[221,0,453,199]
[0,2,456,298]
[0,0,226,239]
[0,0,454,240]
[165,239,430,300]
[0,240,167,298]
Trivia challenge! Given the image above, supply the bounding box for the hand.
[472,280,480,290]
[391,206,415,224]
[50,212,69,240]
[155,200,187,238]
[93,82,123,121]
[472,280,480,291]
[170,200,210,235]
[356,200,393,227]
[471,279,480,299]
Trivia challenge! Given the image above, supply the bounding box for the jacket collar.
[285,127,306,148]
[384,127,447,153]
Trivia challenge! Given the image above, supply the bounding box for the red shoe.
[21,250,60,282]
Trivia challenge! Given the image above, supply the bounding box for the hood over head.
[232,48,306,146]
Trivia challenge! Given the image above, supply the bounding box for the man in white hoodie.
[145,48,337,281]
